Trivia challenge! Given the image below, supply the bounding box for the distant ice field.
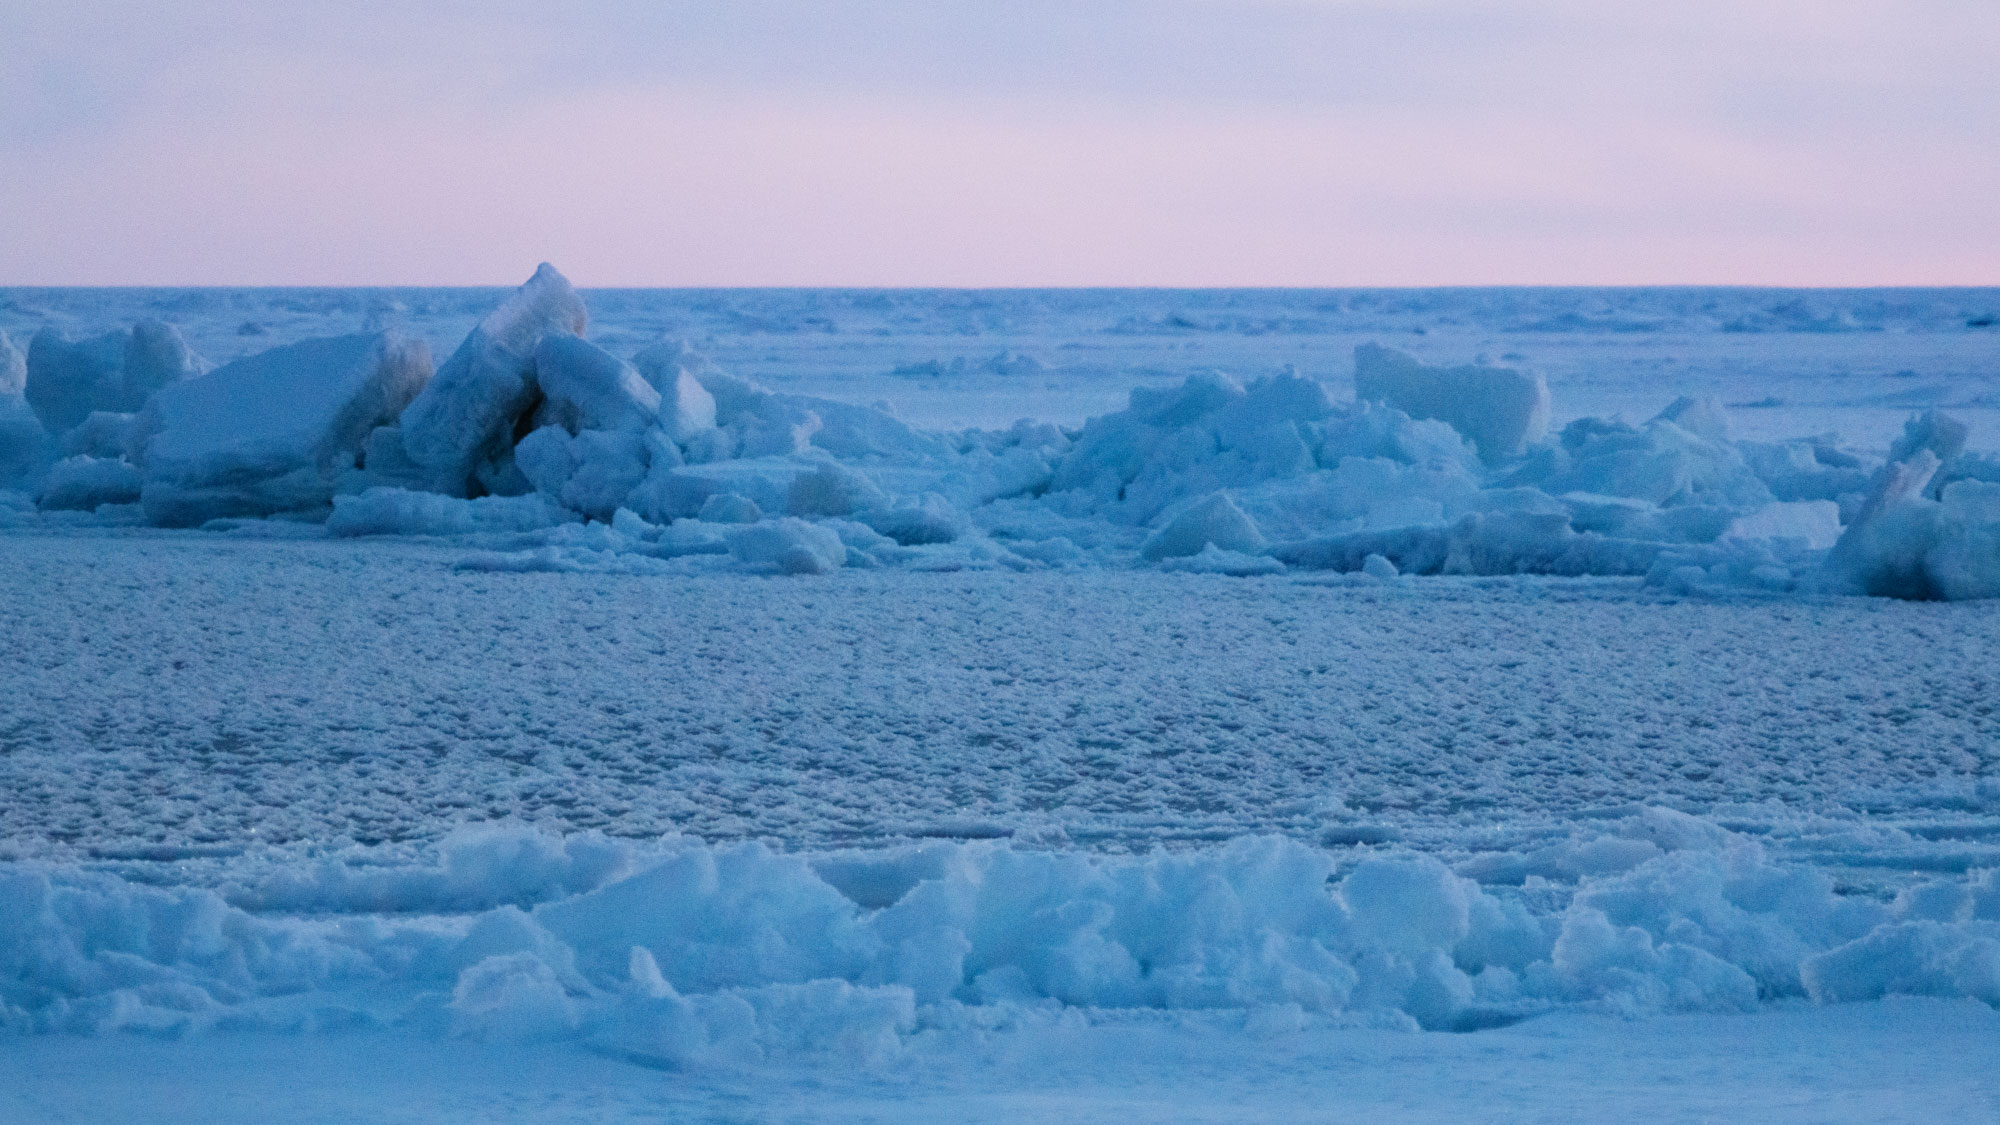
[7,285,2000,446]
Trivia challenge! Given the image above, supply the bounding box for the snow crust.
[2,268,1995,600]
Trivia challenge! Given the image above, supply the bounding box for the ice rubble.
[3,817,1998,1052]
[3,266,1996,599]
[1354,343,1550,463]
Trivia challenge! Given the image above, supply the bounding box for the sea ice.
[530,335,660,435]
[631,339,720,444]
[24,328,127,434]
[37,454,142,511]
[0,330,24,396]
[399,264,588,496]
[1140,491,1267,560]
[5,269,1995,599]
[727,517,848,574]
[3,822,1998,1049]
[133,332,432,526]
[1353,343,1550,463]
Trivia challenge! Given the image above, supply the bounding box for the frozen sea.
[3,285,1999,1121]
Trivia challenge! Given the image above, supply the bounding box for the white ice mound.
[400,263,587,495]
[514,425,653,520]
[1141,492,1266,560]
[531,335,659,434]
[632,339,719,445]
[1353,343,1550,463]
[1653,395,1732,443]
[1050,370,1357,524]
[787,460,890,518]
[133,333,432,527]
[1537,411,1773,510]
[1816,412,2000,600]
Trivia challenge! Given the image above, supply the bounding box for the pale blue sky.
[3,1,1996,285]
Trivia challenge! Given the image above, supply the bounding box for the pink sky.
[3,1,1996,286]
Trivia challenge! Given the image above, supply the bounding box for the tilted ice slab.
[3,815,1997,1057]
[398,263,589,497]
[133,332,433,526]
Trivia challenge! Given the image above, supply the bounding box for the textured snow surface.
[3,1000,1994,1122]
[2,533,1998,1049]
[3,534,1996,857]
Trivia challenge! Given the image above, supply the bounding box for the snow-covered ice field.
[4,536,1999,861]
[3,278,1999,1120]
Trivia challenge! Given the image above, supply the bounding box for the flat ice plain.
[3,281,1999,1120]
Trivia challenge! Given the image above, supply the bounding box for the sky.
[2,1,1997,287]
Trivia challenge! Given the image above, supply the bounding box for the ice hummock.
[7,270,1997,600]
[3,816,1999,1051]
[398,263,589,496]
[1353,343,1550,463]
[1814,412,2000,601]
